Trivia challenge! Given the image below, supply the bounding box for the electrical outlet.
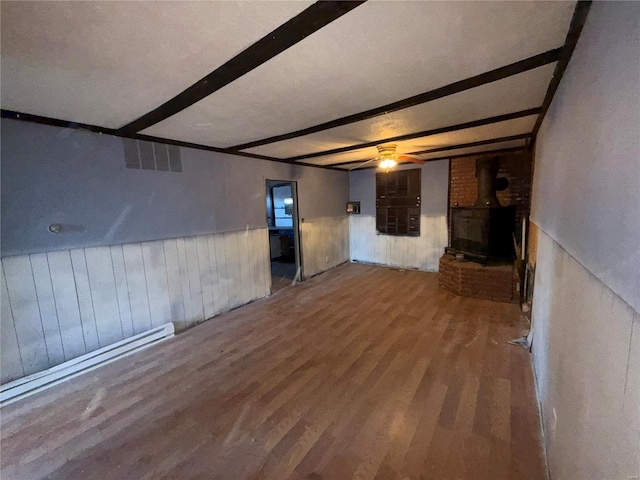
[325,256,329,263]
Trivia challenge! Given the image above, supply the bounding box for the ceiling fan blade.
[397,155,426,164]
[348,158,377,171]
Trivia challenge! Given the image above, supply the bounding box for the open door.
[265,180,301,292]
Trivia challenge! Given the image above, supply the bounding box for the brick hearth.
[439,254,518,303]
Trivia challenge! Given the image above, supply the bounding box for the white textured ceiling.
[339,139,529,170]
[0,1,313,127]
[1,1,577,166]
[142,1,573,150]
[418,140,528,161]
[343,138,528,170]
[303,115,538,166]
[242,63,555,158]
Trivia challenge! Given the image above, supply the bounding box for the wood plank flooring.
[0,263,546,480]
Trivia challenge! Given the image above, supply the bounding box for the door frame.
[265,179,302,284]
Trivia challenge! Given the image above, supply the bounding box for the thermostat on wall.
[346,201,361,214]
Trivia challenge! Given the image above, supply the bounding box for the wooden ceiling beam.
[327,133,529,167]
[287,108,540,162]
[118,1,367,134]
[342,146,527,171]
[406,133,530,156]
[1,110,344,171]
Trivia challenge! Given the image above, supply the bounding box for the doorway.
[266,180,301,293]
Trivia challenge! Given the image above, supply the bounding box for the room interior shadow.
[266,180,301,293]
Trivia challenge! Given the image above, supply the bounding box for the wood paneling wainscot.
[350,214,448,272]
[1,228,270,383]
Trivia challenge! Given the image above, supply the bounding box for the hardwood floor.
[1,263,546,480]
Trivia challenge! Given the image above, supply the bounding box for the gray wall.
[531,229,639,480]
[1,118,349,256]
[348,161,449,218]
[1,118,350,383]
[348,161,449,271]
[529,3,640,479]
[530,1,640,313]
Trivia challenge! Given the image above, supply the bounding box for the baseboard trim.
[0,323,175,407]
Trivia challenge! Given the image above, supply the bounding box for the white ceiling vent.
[122,138,182,172]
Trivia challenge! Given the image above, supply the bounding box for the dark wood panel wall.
[376,169,421,236]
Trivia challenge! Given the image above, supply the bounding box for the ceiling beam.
[406,133,531,156]
[118,1,367,134]
[286,108,540,162]
[343,146,527,171]
[329,133,530,167]
[1,110,343,171]
[529,1,592,147]
[230,49,561,151]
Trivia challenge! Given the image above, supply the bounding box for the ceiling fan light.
[379,159,397,170]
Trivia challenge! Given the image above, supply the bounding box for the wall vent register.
[122,138,182,172]
[376,169,421,236]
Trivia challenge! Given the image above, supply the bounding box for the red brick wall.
[449,151,532,241]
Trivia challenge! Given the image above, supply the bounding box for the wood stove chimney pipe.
[474,156,509,207]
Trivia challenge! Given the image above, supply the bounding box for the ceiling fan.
[349,144,425,171]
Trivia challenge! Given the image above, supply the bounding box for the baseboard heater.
[0,322,175,407]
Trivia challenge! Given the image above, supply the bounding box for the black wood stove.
[448,157,515,264]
